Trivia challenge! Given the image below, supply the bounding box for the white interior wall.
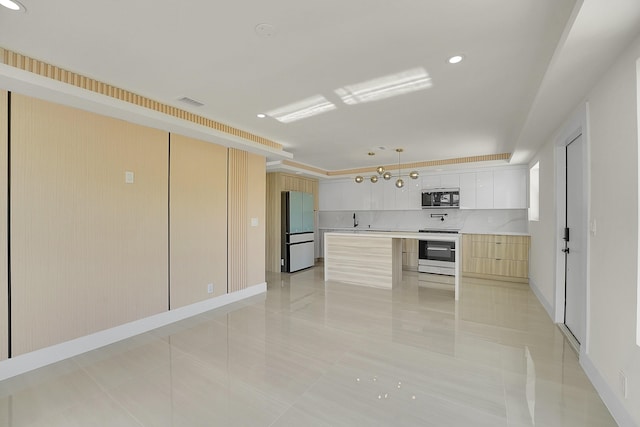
[527,140,557,317]
[530,33,640,426]
[584,33,640,426]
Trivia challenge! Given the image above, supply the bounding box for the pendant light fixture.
[354,148,419,186]
[395,148,405,188]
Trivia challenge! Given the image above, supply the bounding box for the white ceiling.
[1,0,639,173]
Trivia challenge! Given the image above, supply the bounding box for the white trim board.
[0,283,267,381]
[581,354,636,427]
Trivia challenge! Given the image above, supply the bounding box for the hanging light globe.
[370,175,379,183]
[383,171,392,180]
[376,166,385,175]
[395,178,405,188]
[355,176,364,183]
[409,171,419,179]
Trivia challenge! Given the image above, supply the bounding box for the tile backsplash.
[318,209,528,234]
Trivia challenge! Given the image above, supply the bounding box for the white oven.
[417,235,456,276]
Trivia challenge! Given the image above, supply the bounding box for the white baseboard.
[528,277,555,320]
[0,282,267,381]
[581,353,637,427]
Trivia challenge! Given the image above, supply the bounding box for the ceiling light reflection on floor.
[266,95,337,123]
[335,67,433,105]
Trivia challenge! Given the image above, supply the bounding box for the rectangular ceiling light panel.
[335,67,433,105]
[267,95,337,123]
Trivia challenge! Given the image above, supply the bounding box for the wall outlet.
[619,370,628,398]
[125,171,134,184]
[207,283,214,294]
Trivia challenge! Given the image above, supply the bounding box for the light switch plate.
[125,171,134,184]
[251,217,259,227]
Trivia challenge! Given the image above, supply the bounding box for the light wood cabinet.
[402,238,419,270]
[462,234,530,282]
[266,172,319,272]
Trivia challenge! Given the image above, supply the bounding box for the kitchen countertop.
[319,227,529,237]
[324,230,460,240]
[460,231,530,236]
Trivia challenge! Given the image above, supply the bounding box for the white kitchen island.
[323,231,461,300]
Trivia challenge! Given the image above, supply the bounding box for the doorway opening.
[554,127,590,355]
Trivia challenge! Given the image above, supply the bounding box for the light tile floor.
[0,267,617,426]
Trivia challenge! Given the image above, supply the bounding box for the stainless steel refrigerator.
[281,191,315,272]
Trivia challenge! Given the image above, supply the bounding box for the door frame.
[553,103,591,355]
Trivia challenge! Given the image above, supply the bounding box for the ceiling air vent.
[177,97,205,107]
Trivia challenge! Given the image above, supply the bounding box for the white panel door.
[476,171,494,209]
[565,135,586,345]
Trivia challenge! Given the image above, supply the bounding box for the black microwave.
[422,188,460,209]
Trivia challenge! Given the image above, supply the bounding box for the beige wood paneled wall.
[228,149,248,293]
[10,94,169,355]
[169,134,228,309]
[265,172,319,272]
[247,153,266,287]
[1,48,283,152]
[0,91,7,361]
[228,149,266,292]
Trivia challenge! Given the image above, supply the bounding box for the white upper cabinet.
[341,180,369,210]
[476,171,494,209]
[381,181,398,210]
[422,174,441,189]
[440,174,460,188]
[422,173,459,189]
[319,166,527,210]
[396,178,421,210]
[459,173,477,209]
[319,181,344,211]
[459,167,527,210]
[493,168,527,209]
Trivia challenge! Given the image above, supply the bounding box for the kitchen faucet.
[353,213,358,227]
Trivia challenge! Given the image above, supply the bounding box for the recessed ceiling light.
[257,113,266,118]
[448,55,464,64]
[0,0,26,11]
